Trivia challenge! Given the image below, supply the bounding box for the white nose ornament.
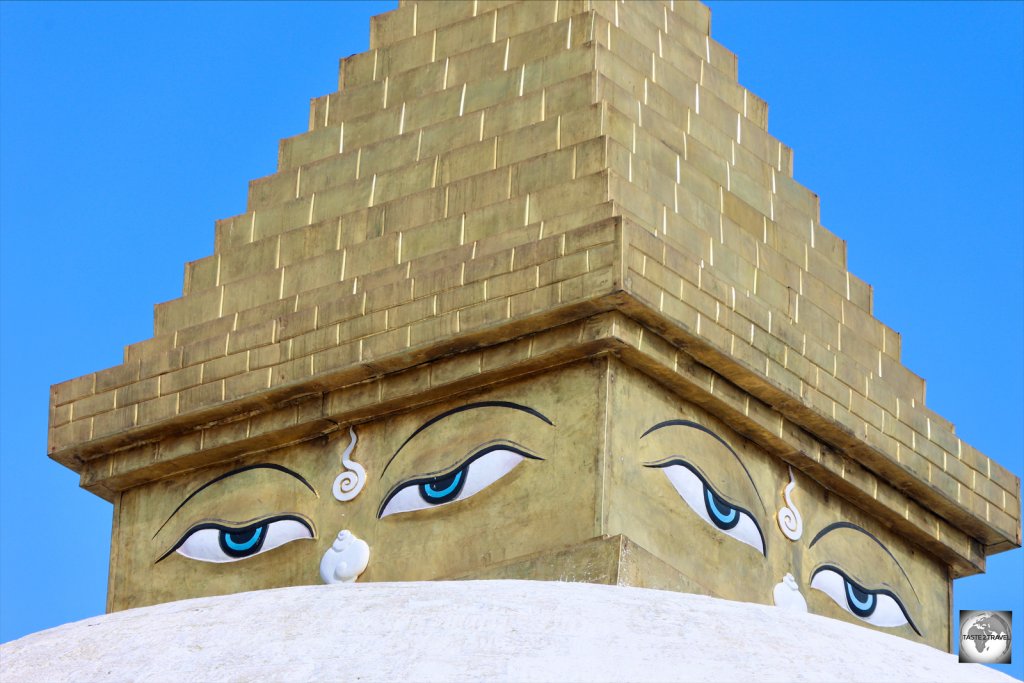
[773,573,808,612]
[319,530,370,584]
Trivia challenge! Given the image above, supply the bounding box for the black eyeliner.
[808,521,918,602]
[381,401,554,478]
[153,463,317,539]
[378,443,543,518]
[810,564,922,636]
[154,514,313,564]
[645,457,767,557]
[640,419,766,514]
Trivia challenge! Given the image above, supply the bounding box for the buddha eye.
[378,443,542,518]
[158,515,314,564]
[810,565,920,634]
[645,459,765,556]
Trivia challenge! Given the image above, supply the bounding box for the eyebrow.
[641,419,765,513]
[153,463,316,538]
[809,521,918,600]
[381,401,554,478]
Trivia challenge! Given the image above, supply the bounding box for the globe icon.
[960,612,1011,664]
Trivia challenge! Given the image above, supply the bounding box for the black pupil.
[705,488,740,530]
[418,468,465,504]
[231,528,258,544]
[846,581,876,617]
[849,583,870,603]
[217,524,266,558]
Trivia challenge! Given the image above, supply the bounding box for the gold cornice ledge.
[60,287,1008,578]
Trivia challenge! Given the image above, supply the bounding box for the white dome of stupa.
[1,580,1012,682]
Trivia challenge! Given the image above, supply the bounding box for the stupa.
[42,0,1020,659]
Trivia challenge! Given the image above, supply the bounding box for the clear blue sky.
[1,1,1020,676]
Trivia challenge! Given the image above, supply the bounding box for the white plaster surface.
[1,580,1013,682]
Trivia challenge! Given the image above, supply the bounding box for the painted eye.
[646,459,765,555]
[379,444,541,518]
[810,565,919,634]
[159,515,314,563]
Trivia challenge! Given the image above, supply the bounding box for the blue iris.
[845,580,877,617]
[218,524,266,558]
[704,487,740,530]
[419,469,465,504]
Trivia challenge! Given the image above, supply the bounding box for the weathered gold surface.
[605,359,948,649]
[110,359,947,648]
[112,362,605,609]
[455,534,713,597]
